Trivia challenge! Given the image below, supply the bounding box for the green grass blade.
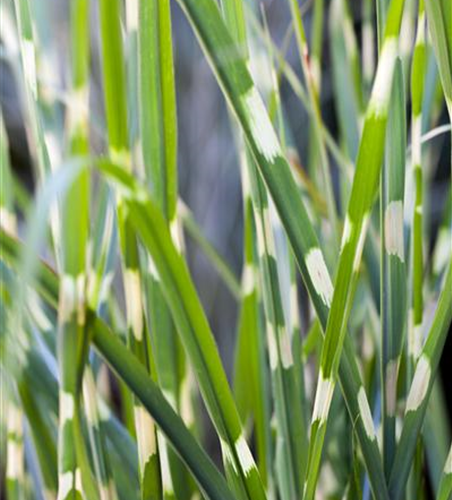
[245,6,355,181]
[98,0,162,495]
[432,188,451,282]
[87,186,117,312]
[0,228,236,500]
[5,270,136,498]
[13,0,52,180]
[94,157,266,499]
[405,6,428,493]
[5,1,450,498]
[389,262,452,500]
[304,1,406,496]
[409,0,427,363]
[171,0,330,346]
[287,0,339,245]
[123,195,267,500]
[138,1,189,497]
[233,117,271,487]
[310,0,324,100]
[12,0,60,267]
[233,199,271,487]
[56,0,96,496]
[18,373,58,495]
[381,58,407,476]
[423,378,451,494]
[424,0,452,117]
[98,0,128,157]
[306,0,324,181]
[221,1,306,496]
[90,316,237,500]
[82,366,119,500]
[172,1,389,497]
[362,0,376,93]
[247,155,308,499]
[139,0,177,220]
[437,443,452,500]
[329,0,361,161]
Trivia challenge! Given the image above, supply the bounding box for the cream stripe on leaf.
[305,247,333,307]
[235,434,256,477]
[241,87,281,163]
[358,387,376,440]
[311,372,334,424]
[384,201,405,261]
[157,431,174,496]
[405,355,431,413]
[6,401,24,499]
[384,359,399,418]
[123,269,144,341]
[368,38,398,116]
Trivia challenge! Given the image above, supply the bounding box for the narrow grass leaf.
[173,1,389,497]
[304,2,406,496]
[389,262,452,500]
[98,0,162,495]
[437,443,452,500]
[0,228,236,500]
[138,1,190,497]
[424,0,452,116]
[381,59,407,475]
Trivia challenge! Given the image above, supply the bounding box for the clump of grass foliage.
[0,0,451,498]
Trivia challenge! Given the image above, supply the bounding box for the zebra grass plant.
[0,0,451,499]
